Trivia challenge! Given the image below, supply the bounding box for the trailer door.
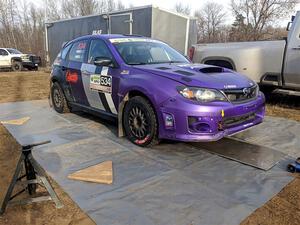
[109,13,132,35]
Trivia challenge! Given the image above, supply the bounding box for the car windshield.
[7,48,22,54]
[111,38,189,65]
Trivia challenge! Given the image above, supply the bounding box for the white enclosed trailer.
[45,5,197,64]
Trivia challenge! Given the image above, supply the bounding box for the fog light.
[163,113,174,129]
[188,116,212,133]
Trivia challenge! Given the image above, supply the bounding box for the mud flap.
[48,82,53,108]
[118,94,129,137]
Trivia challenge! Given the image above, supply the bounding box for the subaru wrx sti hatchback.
[50,35,265,147]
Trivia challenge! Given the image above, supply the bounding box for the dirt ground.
[0,70,300,225]
[0,71,95,225]
[0,71,50,104]
[265,93,300,122]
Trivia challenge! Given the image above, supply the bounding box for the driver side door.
[81,38,118,115]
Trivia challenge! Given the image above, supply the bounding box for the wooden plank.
[68,161,113,184]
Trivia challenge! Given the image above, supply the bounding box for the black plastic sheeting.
[0,100,299,225]
[190,138,286,170]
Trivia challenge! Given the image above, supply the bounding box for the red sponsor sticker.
[77,42,86,49]
[66,70,78,83]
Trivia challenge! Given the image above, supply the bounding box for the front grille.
[29,56,41,64]
[223,85,258,103]
[223,112,256,128]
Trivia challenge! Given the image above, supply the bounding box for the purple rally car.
[50,35,265,147]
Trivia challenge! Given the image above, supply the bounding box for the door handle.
[292,46,300,50]
[82,70,90,75]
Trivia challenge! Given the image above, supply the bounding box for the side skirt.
[68,102,118,122]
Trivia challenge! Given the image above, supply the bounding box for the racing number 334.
[90,74,112,93]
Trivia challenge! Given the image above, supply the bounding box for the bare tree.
[231,0,298,41]
[0,0,128,65]
[174,2,191,15]
[194,2,227,43]
[45,0,63,21]
[61,0,99,17]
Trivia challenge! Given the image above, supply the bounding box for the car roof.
[69,34,150,43]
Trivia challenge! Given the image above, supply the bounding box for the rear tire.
[123,96,159,147]
[51,82,70,113]
[11,61,22,71]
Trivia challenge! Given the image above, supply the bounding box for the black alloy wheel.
[123,96,159,147]
[51,82,70,113]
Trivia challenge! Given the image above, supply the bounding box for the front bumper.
[157,92,265,142]
[22,61,39,68]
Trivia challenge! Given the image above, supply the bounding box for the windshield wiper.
[167,61,185,64]
[127,61,185,65]
[148,61,185,64]
[127,62,148,65]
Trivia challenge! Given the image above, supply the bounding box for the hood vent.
[199,67,224,73]
[174,70,194,76]
[156,67,171,70]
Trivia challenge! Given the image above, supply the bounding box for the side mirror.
[291,15,295,22]
[94,57,113,67]
[286,15,295,31]
[287,21,292,31]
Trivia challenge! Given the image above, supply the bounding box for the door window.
[68,40,88,62]
[0,49,8,56]
[88,39,113,64]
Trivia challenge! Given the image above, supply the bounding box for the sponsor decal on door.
[90,74,112,94]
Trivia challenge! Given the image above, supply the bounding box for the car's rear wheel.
[51,82,70,113]
[123,96,159,147]
[11,61,22,71]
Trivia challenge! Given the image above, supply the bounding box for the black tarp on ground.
[0,100,298,225]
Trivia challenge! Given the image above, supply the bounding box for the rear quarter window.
[68,40,88,62]
[61,44,72,60]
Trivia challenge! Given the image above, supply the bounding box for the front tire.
[123,96,159,147]
[51,82,70,113]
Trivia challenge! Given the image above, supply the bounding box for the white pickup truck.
[190,12,300,94]
[0,48,41,71]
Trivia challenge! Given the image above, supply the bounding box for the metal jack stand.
[0,140,63,215]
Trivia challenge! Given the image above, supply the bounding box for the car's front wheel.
[123,96,159,147]
[51,82,70,113]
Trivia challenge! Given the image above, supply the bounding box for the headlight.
[177,86,227,102]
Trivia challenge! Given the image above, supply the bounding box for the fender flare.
[117,88,158,138]
[11,57,22,63]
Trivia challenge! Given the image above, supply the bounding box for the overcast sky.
[29,0,300,26]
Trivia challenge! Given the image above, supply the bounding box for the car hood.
[134,63,255,89]
[11,53,35,57]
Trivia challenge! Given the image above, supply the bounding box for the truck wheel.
[51,82,70,113]
[11,61,22,71]
[123,96,159,147]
